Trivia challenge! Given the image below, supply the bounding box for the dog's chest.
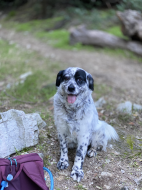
[63,106,86,132]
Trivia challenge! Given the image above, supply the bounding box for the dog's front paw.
[70,168,84,182]
[57,159,69,170]
[87,148,97,158]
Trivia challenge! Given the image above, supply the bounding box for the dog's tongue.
[67,95,76,104]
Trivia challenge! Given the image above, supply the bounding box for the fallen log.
[117,10,142,42]
[69,25,142,56]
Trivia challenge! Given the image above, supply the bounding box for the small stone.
[0,81,4,87]
[96,186,102,189]
[101,172,113,177]
[26,44,31,49]
[105,159,111,164]
[89,182,93,186]
[95,97,106,108]
[108,144,113,149]
[121,169,125,174]
[19,71,32,80]
[117,101,132,114]
[134,176,142,187]
[48,126,53,129]
[38,153,44,160]
[6,83,11,89]
[133,104,142,111]
[104,185,111,189]
[112,150,120,155]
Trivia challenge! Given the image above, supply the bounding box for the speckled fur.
[54,67,118,182]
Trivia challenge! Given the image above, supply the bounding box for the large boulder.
[117,10,142,42]
[0,109,46,158]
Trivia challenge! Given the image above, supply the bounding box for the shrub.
[117,0,142,12]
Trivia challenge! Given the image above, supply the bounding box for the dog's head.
[56,67,94,105]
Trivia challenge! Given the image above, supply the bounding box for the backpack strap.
[1,163,24,182]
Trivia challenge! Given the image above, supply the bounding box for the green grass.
[35,29,95,51]
[75,185,87,190]
[104,25,128,39]
[5,72,56,103]
[94,84,112,100]
[117,113,132,123]
[15,147,33,156]
[4,17,63,32]
[0,39,30,80]
[0,38,61,105]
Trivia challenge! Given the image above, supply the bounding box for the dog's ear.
[56,70,65,87]
[87,74,94,91]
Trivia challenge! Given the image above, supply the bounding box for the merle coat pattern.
[54,67,118,182]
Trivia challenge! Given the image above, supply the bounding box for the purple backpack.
[0,153,51,190]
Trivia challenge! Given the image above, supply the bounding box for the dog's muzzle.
[68,84,75,92]
[67,84,77,104]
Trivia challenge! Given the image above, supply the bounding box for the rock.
[38,153,44,160]
[19,71,32,83]
[117,10,142,42]
[133,104,142,111]
[31,113,46,129]
[26,44,31,49]
[134,176,142,187]
[101,172,113,177]
[104,185,111,189]
[117,101,132,114]
[0,109,46,158]
[6,83,11,89]
[95,97,106,108]
[121,169,125,174]
[105,159,111,164]
[48,126,53,129]
[0,81,4,87]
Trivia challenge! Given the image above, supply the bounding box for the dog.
[54,67,118,182]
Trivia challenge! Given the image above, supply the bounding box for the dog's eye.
[64,76,70,81]
[77,78,82,82]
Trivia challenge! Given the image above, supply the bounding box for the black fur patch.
[56,70,65,87]
[87,74,94,91]
[74,69,86,86]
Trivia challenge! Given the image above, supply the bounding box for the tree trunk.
[69,25,142,56]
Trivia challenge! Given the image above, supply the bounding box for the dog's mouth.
[67,94,77,104]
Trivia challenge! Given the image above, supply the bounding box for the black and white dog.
[54,67,118,182]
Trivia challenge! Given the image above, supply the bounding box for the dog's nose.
[68,84,75,92]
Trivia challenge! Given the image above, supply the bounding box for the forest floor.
[0,26,142,190]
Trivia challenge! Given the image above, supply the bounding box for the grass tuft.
[6,72,56,103]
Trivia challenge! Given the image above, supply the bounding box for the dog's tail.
[92,120,119,151]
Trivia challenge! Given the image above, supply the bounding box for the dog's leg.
[70,135,89,182]
[87,147,97,158]
[57,134,69,170]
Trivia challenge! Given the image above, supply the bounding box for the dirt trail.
[0,28,142,103]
